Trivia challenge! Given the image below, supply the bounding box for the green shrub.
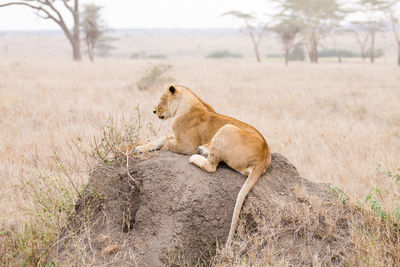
[130,51,146,59]
[147,54,167,59]
[130,52,167,60]
[205,50,242,59]
[330,185,348,205]
[319,49,359,58]
[366,165,400,223]
[266,54,282,58]
[366,48,384,58]
[365,188,387,221]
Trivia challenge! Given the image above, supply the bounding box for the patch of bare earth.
[50,151,400,266]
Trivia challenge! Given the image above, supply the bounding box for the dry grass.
[213,191,400,266]
[0,57,400,265]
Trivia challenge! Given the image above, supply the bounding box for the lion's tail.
[226,161,265,247]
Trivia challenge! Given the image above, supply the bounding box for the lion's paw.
[135,145,156,154]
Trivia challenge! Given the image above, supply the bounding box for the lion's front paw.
[135,144,156,154]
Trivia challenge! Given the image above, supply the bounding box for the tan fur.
[135,84,271,246]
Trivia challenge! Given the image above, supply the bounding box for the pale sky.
[0,0,270,30]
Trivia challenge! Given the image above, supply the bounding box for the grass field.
[1,57,400,264]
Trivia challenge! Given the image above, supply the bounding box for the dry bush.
[136,63,174,90]
[49,118,143,266]
[78,115,142,181]
[0,117,141,266]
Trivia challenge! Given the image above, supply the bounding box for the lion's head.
[153,84,181,120]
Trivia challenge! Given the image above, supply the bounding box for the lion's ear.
[169,85,176,94]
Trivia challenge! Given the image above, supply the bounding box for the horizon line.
[0,27,246,33]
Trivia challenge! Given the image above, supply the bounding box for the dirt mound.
[51,151,355,266]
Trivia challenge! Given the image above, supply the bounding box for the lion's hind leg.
[189,153,219,173]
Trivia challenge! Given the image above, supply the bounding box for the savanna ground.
[1,34,400,265]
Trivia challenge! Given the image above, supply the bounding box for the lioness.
[135,84,271,246]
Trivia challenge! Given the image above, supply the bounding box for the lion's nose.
[153,110,156,114]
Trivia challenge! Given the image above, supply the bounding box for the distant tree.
[347,21,370,60]
[0,0,81,61]
[222,11,266,62]
[325,26,345,63]
[357,0,386,63]
[270,19,300,65]
[81,3,106,61]
[382,0,400,66]
[364,21,384,63]
[273,0,346,64]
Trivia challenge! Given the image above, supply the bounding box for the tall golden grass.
[0,57,399,264]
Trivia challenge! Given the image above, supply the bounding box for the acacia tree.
[327,26,344,63]
[348,21,370,60]
[222,10,266,62]
[357,0,386,63]
[382,0,400,66]
[0,0,81,61]
[365,20,384,63]
[81,3,105,62]
[270,19,299,65]
[274,0,345,64]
